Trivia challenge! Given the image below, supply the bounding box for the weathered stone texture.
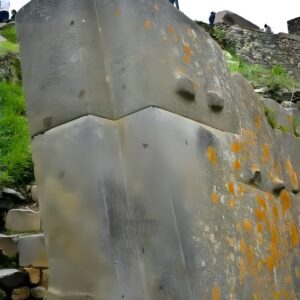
[288,17,300,36]
[219,24,300,79]
[5,209,41,233]
[17,234,48,268]
[17,0,300,299]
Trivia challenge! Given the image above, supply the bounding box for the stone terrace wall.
[288,17,300,36]
[219,24,300,79]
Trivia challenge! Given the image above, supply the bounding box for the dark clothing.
[169,0,179,9]
[0,10,9,22]
[10,12,17,21]
[209,13,216,27]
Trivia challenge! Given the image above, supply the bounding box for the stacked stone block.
[16,0,300,299]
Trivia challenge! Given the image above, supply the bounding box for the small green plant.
[0,83,33,188]
[278,125,290,133]
[266,111,277,129]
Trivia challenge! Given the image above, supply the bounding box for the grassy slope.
[0,26,33,188]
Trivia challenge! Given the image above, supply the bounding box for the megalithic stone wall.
[16,0,300,299]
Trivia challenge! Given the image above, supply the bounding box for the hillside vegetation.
[0,25,33,189]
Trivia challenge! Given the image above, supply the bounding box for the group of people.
[168,3,273,34]
[0,9,16,22]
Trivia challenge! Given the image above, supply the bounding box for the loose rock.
[5,209,41,232]
[11,287,30,300]
[31,286,47,299]
[0,269,28,290]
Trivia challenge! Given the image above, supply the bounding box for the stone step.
[0,233,48,269]
[5,209,41,233]
[17,234,48,268]
[0,269,28,290]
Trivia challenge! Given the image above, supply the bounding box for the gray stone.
[17,234,48,267]
[30,185,39,202]
[288,17,300,36]
[262,98,294,133]
[17,0,239,136]
[31,286,47,299]
[0,234,18,257]
[17,0,300,298]
[11,287,30,300]
[215,10,259,29]
[2,188,25,202]
[5,209,41,232]
[281,101,297,109]
[0,35,6,43]
[0,269,28,290]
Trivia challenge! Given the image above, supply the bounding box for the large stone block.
[32,109,300,299]
[17,0,239,136]
[0,269,28,290]
[5,209,41,233]
[215,10,259,30]
[17,234,48,268]
[17,0,300,299]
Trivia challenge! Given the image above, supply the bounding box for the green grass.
[0,25,19,55]
[226,54,300,90]
[0,25,18,44]
[0,40,19,55]
[0,82,33,188]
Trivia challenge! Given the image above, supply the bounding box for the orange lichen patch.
[227,237,235,247]
[167,25,175,33]
[257,222,264,233]
[239,258,248,283]
[256,195,267,210]
[266,194,273,201]
[183,44,192,56]
[280,190,292,214]
[255,114,261,129]
[182,54,191,63]
[229,197,235,209]
[211,192,220,204]
[272,206,279,223]
[154,3,160,11]
[227,182,235,195]
[231,142,241,153]
[286,159,299,190]
[207,146,218,165]
[295,266,300,278]
[211,286,220,300]
[255,209,266,222]
[247,245,255,267]
[270,225,278,246]
[243,219,252,233]
[266,255,275,271]
[240,239,247,253]
[182,43,192,64]
[261,144,270,163]
[232,159,241,170]
[144,19,153,29]
[114,8,121,16]
[290,223,299,247]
